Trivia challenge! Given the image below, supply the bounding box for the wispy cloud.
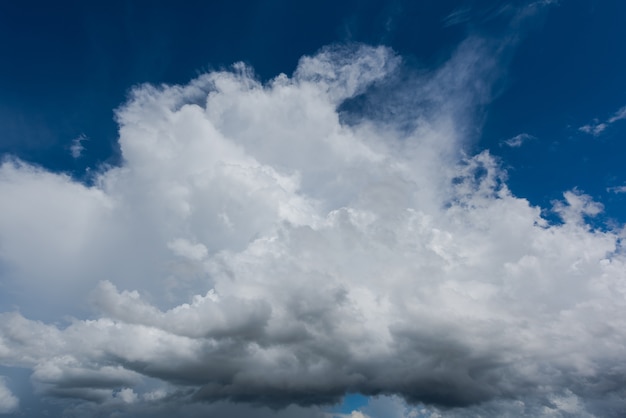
[69,133,88,158]
[608,106,626,123]
[607,185,626,194]
[442,0,556,29]
[501,132,535,147]
[579,105,626,136]
[442,6,473,27]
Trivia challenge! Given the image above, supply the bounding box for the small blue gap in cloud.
[333,393,370,413]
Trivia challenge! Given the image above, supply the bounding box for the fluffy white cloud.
[1,40,626,418]
[0,378,18,414]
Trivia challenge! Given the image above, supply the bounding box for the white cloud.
[0,377,18,414]
[117,387,139,404]
[607,106,626,123]
[168,238,209,261]
[501,132,534,147]
[579,105,626,136]
[0,41,625,418]
[579,122,607,136]
[70,133,88,158]
[608,185,626,194]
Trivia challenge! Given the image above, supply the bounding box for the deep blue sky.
[482,0,626,219]
[2,1,625,225]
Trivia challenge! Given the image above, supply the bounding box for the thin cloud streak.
[501,132,535,147]
[579,105,626,136]
[70,133,88,159]
[607,185,626,194]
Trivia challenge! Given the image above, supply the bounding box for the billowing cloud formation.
[1,41,626,417]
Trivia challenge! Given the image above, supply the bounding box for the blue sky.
[1,0,625,217]
[1,1,626,417]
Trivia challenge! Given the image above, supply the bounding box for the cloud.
[442,0,555,30]
[608,106,626,124]
[608,185,626,194]
[360,396,430,418]
[579,122,607,136]
[501,132,534,147]
[70,133,88,158]
[0,377,18,414]
[579,105,626,136]
[1,40,626,418]
[442,4,513,28]
[360,392,601,418]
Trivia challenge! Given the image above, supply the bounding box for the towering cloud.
[0,41,625,417]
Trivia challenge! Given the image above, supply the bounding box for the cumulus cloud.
[0,377,18,414]
[579,105,626,136]
[1,39,626,418]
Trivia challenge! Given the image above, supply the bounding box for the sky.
[0,0,626,416]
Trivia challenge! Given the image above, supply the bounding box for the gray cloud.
[0,377,18,414]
